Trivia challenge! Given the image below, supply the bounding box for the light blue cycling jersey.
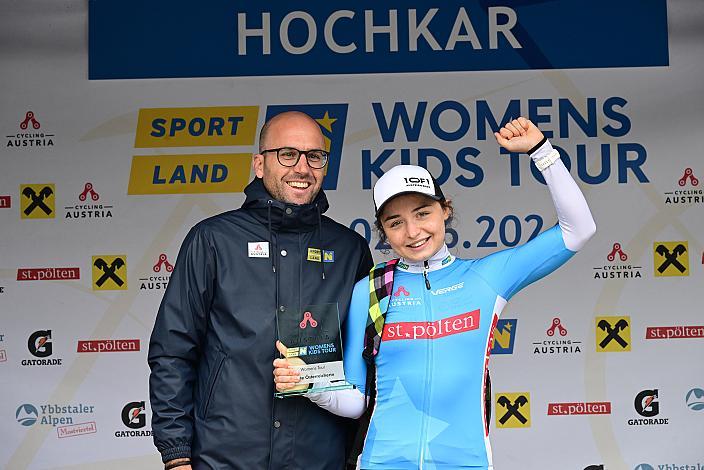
[343,225,574,470]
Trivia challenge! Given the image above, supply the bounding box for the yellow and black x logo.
[495,392,531,428]
[20,184,55,219]
[92,255,128,290]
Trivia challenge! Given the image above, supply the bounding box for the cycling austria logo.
[495,392,531,428]
[390,285,422,308]
[63,182,114,220]
[129,106,258,195]
[138,253,173,292]
[115,401,153,438]
[6,110,55,148]
[592,242,642,279]
[532,317,582,356]
[663,167,702,206]
[22,330,62,366]
[20,184,55,219]
[92,255,128,290]
[595,316,631,352]
[653,241,689,277]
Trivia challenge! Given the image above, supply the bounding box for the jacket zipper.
[418,263,433,469]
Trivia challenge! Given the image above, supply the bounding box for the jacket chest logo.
[248,242,269,258]
[307,248,334,263]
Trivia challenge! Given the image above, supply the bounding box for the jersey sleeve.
[342,277,370,394]
[471,223,574,301]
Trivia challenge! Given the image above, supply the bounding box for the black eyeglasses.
[260,147,329,169]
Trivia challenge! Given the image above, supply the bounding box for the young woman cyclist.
[273,117,596,470]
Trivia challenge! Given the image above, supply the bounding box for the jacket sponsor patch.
[248,242,269,258]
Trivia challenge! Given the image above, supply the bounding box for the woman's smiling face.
[379,193,449,262]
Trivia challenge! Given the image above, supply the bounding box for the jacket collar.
[396,244,455,273]
[241,177,329,233]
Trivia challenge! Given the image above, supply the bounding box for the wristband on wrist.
[534,149,561,171]
[165,460,191,470]
[527,136,548,155]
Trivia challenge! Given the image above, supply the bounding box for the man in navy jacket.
[148,111,374,470]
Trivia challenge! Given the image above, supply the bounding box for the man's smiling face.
[253,112,325,205]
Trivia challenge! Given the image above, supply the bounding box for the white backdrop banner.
[1,1,702,469]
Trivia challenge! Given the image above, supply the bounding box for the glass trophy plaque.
[275,303,353,397]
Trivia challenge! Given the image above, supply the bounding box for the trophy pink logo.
[394,286,410,297]
[299,311,318,329]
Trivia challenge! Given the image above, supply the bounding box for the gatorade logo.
[121,401,146,429]
[28,330,52,358]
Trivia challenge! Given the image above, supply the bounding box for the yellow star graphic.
[316,111,337,132]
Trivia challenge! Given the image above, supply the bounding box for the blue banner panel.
[89,0,668,80]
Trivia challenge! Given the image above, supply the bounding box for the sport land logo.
[495,392,531,428]
[663,167,703,206]
[6,111,55,148]
[23,329,62,366]
[63,182,114,220]
[138,253,173,291]
[593,242,642,279]
[265,104,349,190]
[20,184,55,219]
[532,317,582,355]
[653,241,689,277]
[491,318,517,355]
[115,401,153,438]
[628,389,668,426]
[595,316,631,352]
[92,255,128,290]
[129,105,259,195]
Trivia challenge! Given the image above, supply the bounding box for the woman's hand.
[494,117,545,153]
[272,340,308,393]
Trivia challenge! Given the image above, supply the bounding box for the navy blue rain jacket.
[148,177,373,469]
